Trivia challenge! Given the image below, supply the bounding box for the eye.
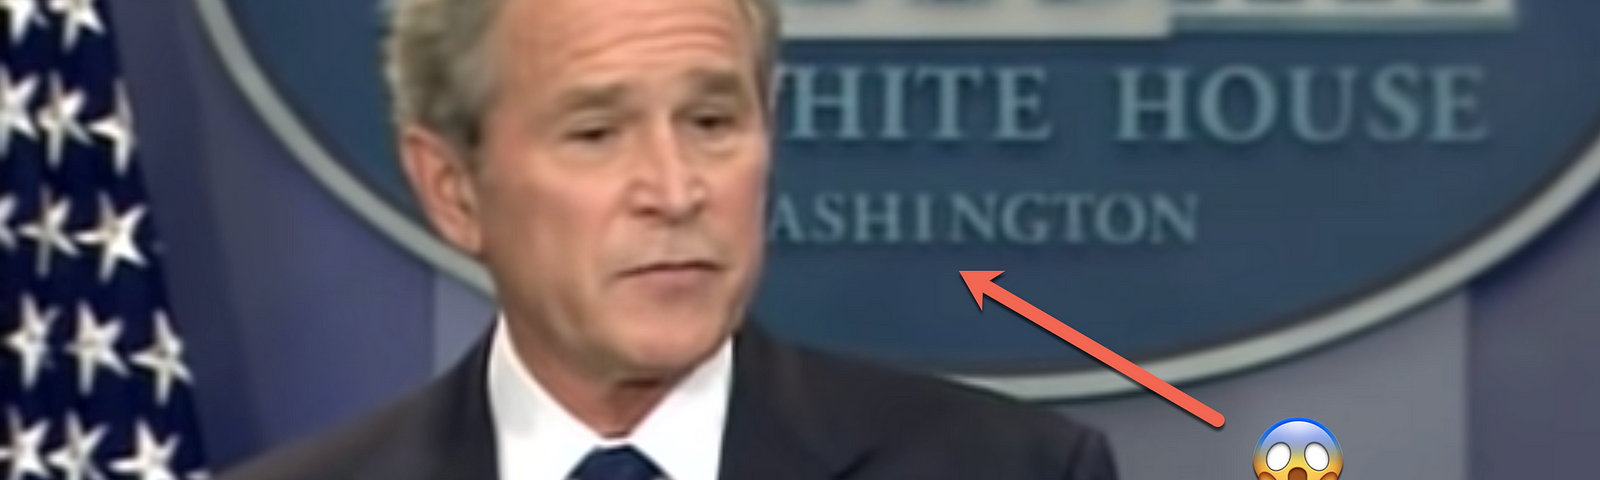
[566,125,615,143]
[1305,443,1329,471]
[1265,442,1290,471]
[691,112,736,133]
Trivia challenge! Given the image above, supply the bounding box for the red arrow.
[960,270,1226,427]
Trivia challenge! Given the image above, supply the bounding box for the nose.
[628,123,706,222]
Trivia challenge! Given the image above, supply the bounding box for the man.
[217,0,1118,478]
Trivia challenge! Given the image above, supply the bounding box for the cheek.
[478,169,612,277]
[714,156,770,238]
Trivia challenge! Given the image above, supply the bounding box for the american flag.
[0,1,211,480]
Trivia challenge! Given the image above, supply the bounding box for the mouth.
[617,259,724,286]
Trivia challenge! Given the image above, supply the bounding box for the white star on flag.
[47,414,109,480]
[6,295,56,390]
[74,193,147,283]
[17,189,80,277]
[0,194,16,250]
[47,0,103,51]
[110,422,178,480]
[88,82,134,176]
[35,74,90,169]
[69,302,128,395]
[130,311,193,406]
[0,67,38,158]
[0,0,44,44]
[0,409,51,480]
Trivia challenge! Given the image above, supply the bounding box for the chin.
[610,313,731,376]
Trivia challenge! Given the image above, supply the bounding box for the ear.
[397,125,483,258]
[766,64,783,126]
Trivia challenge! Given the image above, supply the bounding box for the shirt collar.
[487,315,732,480]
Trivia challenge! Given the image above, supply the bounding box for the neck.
[503,319,684,438]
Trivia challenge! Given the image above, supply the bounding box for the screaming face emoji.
[1254,418,1343,480]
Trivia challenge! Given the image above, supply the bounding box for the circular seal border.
[191,0,1600,401]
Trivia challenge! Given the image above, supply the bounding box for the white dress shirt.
[487,317,732,480]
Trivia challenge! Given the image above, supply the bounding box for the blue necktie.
[568,444,665,480]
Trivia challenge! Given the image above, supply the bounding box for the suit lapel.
[352,333,500,480]
[422,345,499,480]
[719,325,872,480]
[348,322,873,480]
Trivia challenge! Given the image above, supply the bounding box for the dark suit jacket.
[215,324,1118,480]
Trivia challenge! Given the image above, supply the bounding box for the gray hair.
[381,0,783,162]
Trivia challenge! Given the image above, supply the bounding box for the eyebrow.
[545,67,752,116]
[550,82,628,114]
[683,67,749,100]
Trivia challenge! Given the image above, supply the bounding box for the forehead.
[490,0,755,76]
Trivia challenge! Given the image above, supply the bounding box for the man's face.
[433,0,770,376]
